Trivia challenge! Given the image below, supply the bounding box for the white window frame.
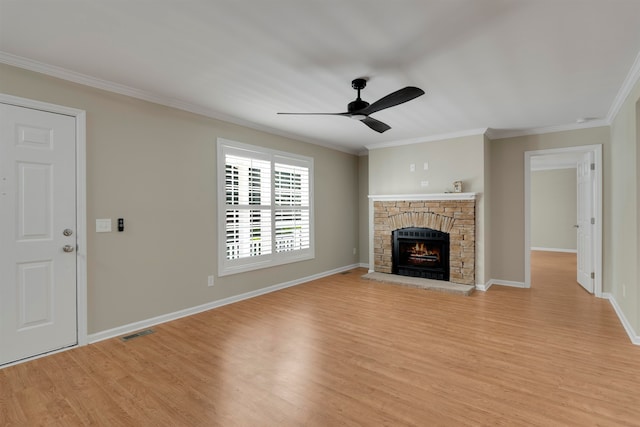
[217,138,314,276]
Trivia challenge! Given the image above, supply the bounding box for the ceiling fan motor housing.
[348,98,369,113]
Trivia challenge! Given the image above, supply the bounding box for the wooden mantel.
[368,193,477,201]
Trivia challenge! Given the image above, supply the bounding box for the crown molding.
[0,51,359,155]
[364,128,488,150]
[0,51,186,108]
[486,119,610,140]
[487,50,640,141]
[607,50,640,123]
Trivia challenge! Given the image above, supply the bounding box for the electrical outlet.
[420,180,429,187]
[410,163,415,172]
[353,247,357,255]
[208,275,214,287]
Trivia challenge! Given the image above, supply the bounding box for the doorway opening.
[524,145,602,297]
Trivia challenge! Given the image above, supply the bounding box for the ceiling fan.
[278,78,425,133]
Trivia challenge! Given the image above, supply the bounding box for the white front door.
[0,103,78,365]
[576,151,594,293]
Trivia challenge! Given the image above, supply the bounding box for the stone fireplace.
[369,194,476,286]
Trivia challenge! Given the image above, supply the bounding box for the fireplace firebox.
[392,227,450,281]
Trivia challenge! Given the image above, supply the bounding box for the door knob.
[63,228,73,236]
[63,245,75,253]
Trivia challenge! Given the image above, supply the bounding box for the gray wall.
[358,155,369,265]
[531,168,577,251]
[0,63,361,334]
[488,127,609,285]
[483,134,492,283]
[609,73,640,335]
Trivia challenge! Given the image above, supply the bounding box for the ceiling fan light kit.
[278,78,425,133]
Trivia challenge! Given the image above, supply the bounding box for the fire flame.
[411,242,439,259]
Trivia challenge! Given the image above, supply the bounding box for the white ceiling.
[2,0,640,153]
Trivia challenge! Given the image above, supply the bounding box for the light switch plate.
[96,218,112,233]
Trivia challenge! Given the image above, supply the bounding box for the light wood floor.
[2,251,640,426]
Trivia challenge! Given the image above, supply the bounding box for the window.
[217,138,314,275]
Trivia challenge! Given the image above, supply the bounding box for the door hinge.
[591,272,595,279]
[591,217,595,225]
[590,163,595,171]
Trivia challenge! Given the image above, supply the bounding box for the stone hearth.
[369,194,476,286]
[362,272,475,296]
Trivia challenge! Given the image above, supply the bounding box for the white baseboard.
[88,263,360,344]
[531,247,577,253]
[475,282,491,291]
[602,293,640,345]
[477,279,527,291]
[476,281,492,292]
[358,262,369,269]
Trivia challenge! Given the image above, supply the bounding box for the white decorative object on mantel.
[368,193,476,201]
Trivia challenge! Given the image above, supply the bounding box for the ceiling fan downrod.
[348,78,370,113]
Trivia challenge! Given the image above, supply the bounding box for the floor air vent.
[121,329,155,342]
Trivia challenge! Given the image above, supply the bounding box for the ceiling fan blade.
[361,117,391,133]
[358,86,425,115]
[277,112,349,116]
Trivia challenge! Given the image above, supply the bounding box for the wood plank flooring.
[2,251,640,426]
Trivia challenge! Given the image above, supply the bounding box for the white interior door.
[576,151,594,293]
[0,103,78,365]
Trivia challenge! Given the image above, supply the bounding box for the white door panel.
[18,162,53,239]
[576,152,594,293]
[1,103,77,365]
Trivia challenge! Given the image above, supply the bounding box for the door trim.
[524,144,603,296]
[0,93,87,349]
